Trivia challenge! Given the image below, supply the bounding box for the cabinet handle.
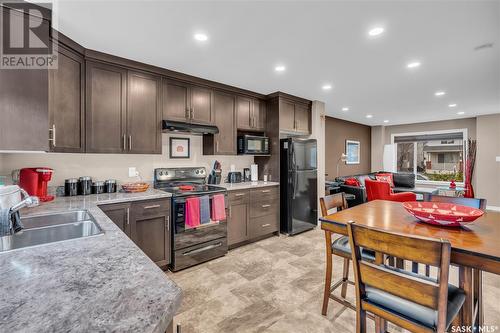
[191,108,194,120]
[49,124,56,147]
[216,141,219,152]
[262,204,271,208]
[123,135,126,150]
[261,190,271,193]
[126,207,130,225]
[143,204,161,209]
[186,108,190,119]
[166,215,170,231]
[228,206,232,218]
[128,135,132,151]
[235,193,245,197]
[262,223,271,227]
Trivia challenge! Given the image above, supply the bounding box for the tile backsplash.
[0,134,255,186]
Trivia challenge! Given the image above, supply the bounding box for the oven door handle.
[182,242,223,256]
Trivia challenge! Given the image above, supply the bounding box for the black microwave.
[237,135,270,155]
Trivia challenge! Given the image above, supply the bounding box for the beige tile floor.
[167,228,500,333]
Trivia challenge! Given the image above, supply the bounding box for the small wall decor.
[345,140,360,164]
[169,137,190,158]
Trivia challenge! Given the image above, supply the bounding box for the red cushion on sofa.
[344,177,361,187]
[376,173,394,187]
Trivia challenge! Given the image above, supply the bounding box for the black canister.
[64,178,78,196]
[104,179,117,193]
[78,176,92,195]
[91,181,105,194]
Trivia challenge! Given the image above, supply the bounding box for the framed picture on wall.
[169,137,190,158]
[345,140,360,164]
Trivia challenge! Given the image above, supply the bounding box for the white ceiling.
[52,0,500,125]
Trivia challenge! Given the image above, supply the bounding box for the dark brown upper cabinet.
[48,45,85,153]
[237,96,266,131]
[162,80,191,122]
[86,61,127,153]
[162,79,213,125]
[278,97,311,135]
[86,61,161,154]
[127,71,162,154]
[0,7,49,151]
[204,90,236,155]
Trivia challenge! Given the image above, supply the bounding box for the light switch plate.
[128,167,137,177]
[496,156,500,162]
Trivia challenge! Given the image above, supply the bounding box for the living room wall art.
[345,140,360,164]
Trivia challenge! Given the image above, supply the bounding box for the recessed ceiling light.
[383,120,389,123]
[342,107,349,111]
[366,114,373,119]
[322,84,332,91]
[368,26,385,37]
[434,91,446,96]
[457,111,465,115]
[406,61,421,69]
[193,33,208,41]
[274,65,286,72]
[448,103,457,108]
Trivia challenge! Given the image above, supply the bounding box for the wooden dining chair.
[320,193,375,316]
[346,222,466,333]
[428,195,487,210]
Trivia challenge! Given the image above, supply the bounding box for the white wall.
[0,134,254,186]
[311,100,326,223]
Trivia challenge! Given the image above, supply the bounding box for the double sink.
[0,210,103,253]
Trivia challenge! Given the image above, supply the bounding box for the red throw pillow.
[376,173,394,187]
[344,177,361,187]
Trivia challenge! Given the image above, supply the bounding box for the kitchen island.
[0,189,182,333]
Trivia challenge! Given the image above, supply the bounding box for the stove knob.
[195,170,199,174]
[158,171,163,176]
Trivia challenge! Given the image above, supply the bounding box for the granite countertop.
[217,181,280,191]
[0,189,182,333]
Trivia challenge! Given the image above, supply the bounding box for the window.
[392,129,466,183]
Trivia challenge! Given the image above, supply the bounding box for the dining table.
[320,199,500,330]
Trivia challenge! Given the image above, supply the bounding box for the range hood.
[162,120,219,135]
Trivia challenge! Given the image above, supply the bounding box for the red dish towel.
[185,197,201,229]
[211,194,226,221]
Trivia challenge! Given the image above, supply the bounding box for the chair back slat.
[350,224,443,267]
[359,261,440,309]
[320,193,348,217]
[428,194,487,210]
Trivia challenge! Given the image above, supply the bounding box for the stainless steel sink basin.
[0,210,103,253]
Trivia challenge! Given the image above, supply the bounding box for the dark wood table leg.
[473,269,484,327]
[459,266,473,328]
[322,230,333,316]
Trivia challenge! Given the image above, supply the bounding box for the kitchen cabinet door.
[86,61,127,153]
[252,99,267,131]
[279,99,296,132]
[100,202,131,236]
[228,202,249,246]
[213,91,236,155]
[163,80,190,122]
[131,214,171,268]
[236,96,252,130]
[48,45,85,153]
[0,7,48,151]
[190,85,213,124]
[127,71,162,154]
[294,103,310,134]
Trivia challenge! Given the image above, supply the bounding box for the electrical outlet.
[128,167,137,178]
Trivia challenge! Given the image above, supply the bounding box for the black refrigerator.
[280,138,318,235]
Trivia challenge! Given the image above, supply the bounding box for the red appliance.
[19,168,54,202]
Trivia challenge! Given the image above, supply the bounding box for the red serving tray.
[402,201,484,227]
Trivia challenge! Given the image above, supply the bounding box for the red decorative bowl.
[402,201,484,227]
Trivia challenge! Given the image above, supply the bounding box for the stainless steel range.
[154,167,228,271]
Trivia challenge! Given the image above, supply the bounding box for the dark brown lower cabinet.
[227,186,279,248]
[100,199,171,269]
